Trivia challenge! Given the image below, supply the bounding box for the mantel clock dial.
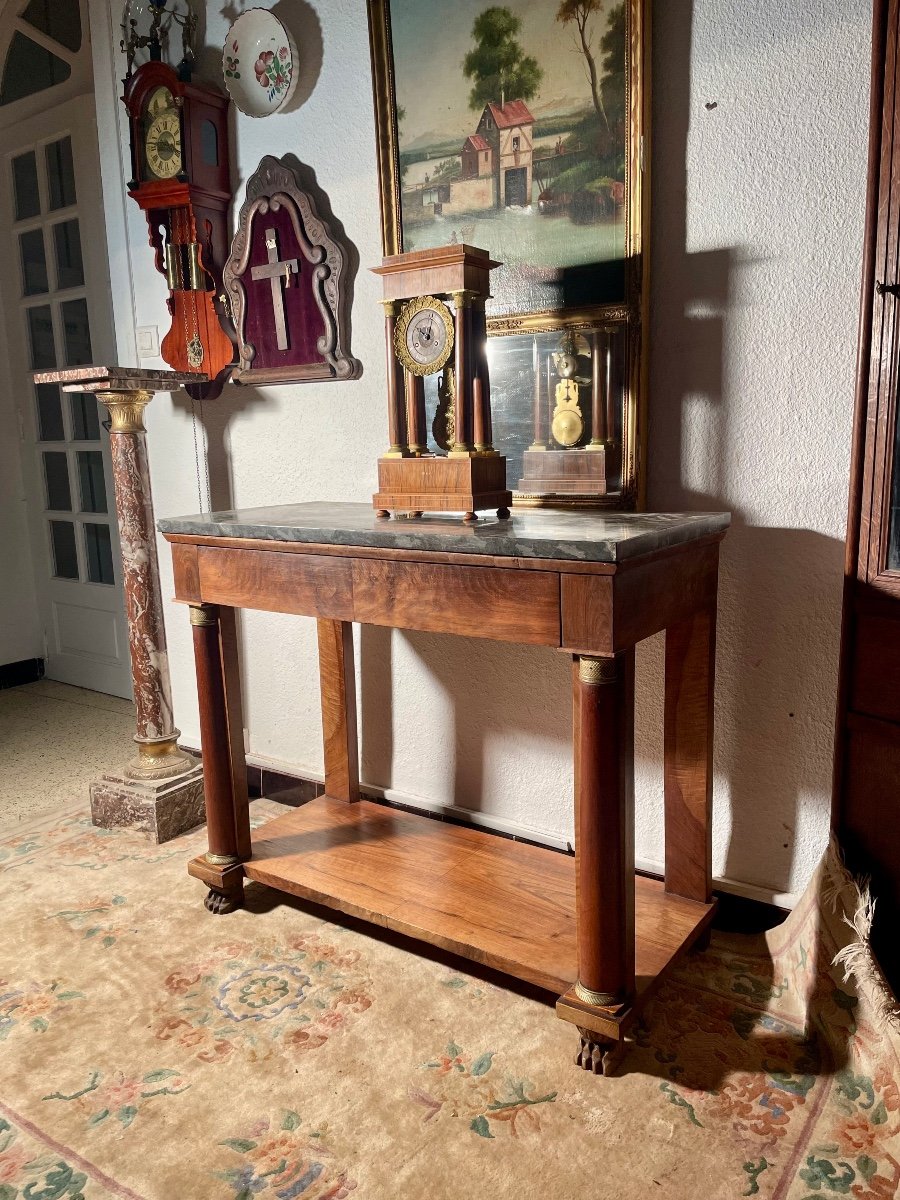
[394,295,454,377]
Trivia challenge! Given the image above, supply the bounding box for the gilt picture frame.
[366,0,650,507]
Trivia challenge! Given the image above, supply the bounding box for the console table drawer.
[197,547,353,619]
[351,559,560,644]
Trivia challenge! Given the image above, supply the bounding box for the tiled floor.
[0,679,135,830]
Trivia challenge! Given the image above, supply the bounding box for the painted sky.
[390,0,616,148]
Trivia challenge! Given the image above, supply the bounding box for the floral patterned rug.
[1,799,898,1200]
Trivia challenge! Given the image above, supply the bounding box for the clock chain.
[190,393,211,514]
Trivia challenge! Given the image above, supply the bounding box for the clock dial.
[145,110,182,180]
[394,296,454,377]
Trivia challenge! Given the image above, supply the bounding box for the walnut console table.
[159,502,730,1075]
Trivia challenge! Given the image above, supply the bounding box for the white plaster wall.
[89,0,870,903]
[0,301,41,666]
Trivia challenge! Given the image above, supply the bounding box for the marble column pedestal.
[35,366,210,843]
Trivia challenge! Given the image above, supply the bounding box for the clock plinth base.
[374,454,512,519]
[517,446,610,496]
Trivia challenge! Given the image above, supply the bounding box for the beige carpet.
[0,682,135,828]
[1,800,898,1199]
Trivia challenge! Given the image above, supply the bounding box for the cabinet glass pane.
[27,305,55,368]
[46,137,76,210]
[84,522,114,585]
[43,450,71,510]
[19,228,48,295]
[36,384,64,440]
[50,519,78,579]
[77,450,106,513]
[13,151,40,220]
[53,219,84,288]
[61,298,91,364]
[70,392,100,440]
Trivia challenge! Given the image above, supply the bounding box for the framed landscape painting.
[367,0,649,507]
[367,0,647,331]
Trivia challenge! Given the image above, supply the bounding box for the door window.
[13,133,113,590]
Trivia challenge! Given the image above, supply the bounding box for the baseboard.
[180,742,793,921]
[0,658,44,690]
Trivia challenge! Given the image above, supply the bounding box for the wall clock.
[122,60,236,397]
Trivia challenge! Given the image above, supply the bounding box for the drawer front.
[351,559,560,645]
[197,547,353,620]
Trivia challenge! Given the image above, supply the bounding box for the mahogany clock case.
[122,61,235,398]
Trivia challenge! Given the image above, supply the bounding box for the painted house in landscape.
[411,99,536,219]
[476,99,535,208]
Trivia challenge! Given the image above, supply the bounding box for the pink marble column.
[33,366,208,841]
[104,390,189,776]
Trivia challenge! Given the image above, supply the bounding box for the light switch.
[136,325,159,358]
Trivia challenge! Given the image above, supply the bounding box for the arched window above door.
[0,0,83,108]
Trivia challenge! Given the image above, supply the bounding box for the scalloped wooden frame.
[224,155,361,385]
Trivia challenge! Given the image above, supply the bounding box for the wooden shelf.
[244,796,714,1000]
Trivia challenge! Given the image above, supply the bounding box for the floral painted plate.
[223,9,297,118]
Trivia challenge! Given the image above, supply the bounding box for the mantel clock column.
[33,366,210,842]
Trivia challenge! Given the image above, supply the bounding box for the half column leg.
[574,651,636,1008]
[189,603,249,912]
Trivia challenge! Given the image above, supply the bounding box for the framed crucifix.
[223,156,361,385]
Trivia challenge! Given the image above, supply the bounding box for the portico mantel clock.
[122,60,235,398]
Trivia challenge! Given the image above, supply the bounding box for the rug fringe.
[824,835,900,1034]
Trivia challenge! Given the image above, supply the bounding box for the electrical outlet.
[136,325,159,358]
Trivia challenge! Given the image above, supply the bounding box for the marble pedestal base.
[90,763,205,843]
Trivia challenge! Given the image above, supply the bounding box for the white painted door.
[1,95,131,698]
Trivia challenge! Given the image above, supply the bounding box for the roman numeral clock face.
[143,87,182,181]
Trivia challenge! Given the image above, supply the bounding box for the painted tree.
[600,3,626,132]
[462,7,543,112]
[557,0,609,132]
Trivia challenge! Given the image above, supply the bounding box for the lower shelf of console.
[203,795,716,1035]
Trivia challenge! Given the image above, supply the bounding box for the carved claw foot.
[575,1027,626,1076]
[204,887,242,915]
[463,511,478,524]
[375,509,391,520]
[497,506,511,520]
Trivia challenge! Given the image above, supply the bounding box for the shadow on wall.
[360,627,571,822]
[648,0,845,896]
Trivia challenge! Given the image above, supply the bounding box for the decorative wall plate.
[222,9,297,118]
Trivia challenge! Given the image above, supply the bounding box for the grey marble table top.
[158,502,730,564]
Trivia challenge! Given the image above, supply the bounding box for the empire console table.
[159,502,730,1074]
